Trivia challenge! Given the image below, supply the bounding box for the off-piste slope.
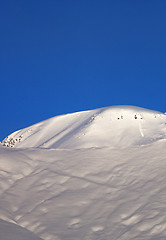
[1,142,166,240]
[1,106,166,149]
[1,106,166,240]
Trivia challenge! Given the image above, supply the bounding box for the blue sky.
[0,0,166,140]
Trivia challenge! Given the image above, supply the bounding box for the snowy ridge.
[1,105,166,149]
[1,105,166,240]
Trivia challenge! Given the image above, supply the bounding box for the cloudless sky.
[0,0,166,140]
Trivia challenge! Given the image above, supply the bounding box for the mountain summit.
[2,106,166,149]
[1,106,166,240]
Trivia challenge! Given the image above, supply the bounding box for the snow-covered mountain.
[1,106,166,149]
[1,105,166,240]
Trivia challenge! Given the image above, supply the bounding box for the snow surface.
[1,106,166,149]
[1,105,166,240]
[0,219,42,240]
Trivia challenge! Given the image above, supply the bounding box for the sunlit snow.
[1,106,166,240]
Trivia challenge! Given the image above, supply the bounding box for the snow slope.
[1,106,166,149]
[1,106,166,240]
[0,219,42,240]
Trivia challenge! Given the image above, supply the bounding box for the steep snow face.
[1,106,166,149]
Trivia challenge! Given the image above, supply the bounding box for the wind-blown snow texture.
[1,106,166,240]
